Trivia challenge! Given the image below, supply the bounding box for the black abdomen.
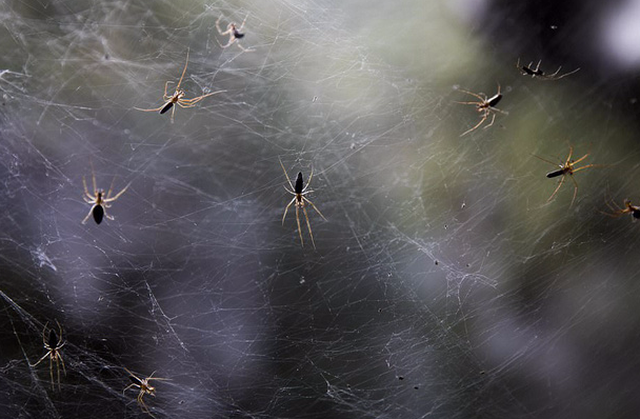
[93,205,104,224]
[160,102,173,114]
[546,169,564,178]
[295,172,304,194]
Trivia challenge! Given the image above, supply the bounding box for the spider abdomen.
[295,172,304,194]
[160,102,174,114]
[93,205,105,224]
[546,169,565,178]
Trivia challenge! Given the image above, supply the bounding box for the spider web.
[1,0,640,418]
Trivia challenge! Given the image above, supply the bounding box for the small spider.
[123,368,169,417]
[457,84,508,136]
[216,15,253,52]
[603,198,640,220]
[135,48,226,123]
[31,320,66,390]
[82,169,131,224]
[516,59,580,80]
[280,159,326,249]
[534,146,598,206]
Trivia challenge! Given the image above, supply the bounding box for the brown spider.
[602,198,640,220]
[280,159,326,249]
[216,15,253,52]
[82,169,130,224]
[534,146,599,206]
[516,58,580,81]
[31,320,66,390]
[123,368,169,417]
[457,84,508,136]
[135,48,226,123]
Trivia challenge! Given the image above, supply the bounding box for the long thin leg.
[483,112,497,129]
[295,205,304,247]
[304,167,314,192]
[163,81,174,101]
[302,206,316,249]
[569,175,579,207]
[49,358,54,390]
[460,113,488,137]
[104,182,131,203]
[571,153,590,166]
[457,90,487,101]
[176,48,190,90]
[134,104,167,112]
[572,164,598,174]
[177,90,226,106]
[547,176,565,202]
[122,383,138,395]
[282,197,296,225]
[279,158,295,190]
[303,197,327,221]
[82,207,94,224]
[31,351,50,367]
[83,177,94,201]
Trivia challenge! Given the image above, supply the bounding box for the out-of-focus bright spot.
[445,0,488,23]
[602,0,640,68]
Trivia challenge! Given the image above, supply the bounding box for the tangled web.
[1,0,640,418]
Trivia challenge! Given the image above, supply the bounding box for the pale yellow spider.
[31,320,66,390]
[82,170,130,224]
[216,15,253,52]
[135,48,225,123]
[280,159,326,249]
[123,368,170,417]
[534,146,599,207]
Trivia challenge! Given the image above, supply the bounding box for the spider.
[534,146,598,206]
[457,84,508,136]
[602,198,640,220]
[134,48,226,123]
[123,368,169,417]
[516,58,580,80]
[31,320,66,390]
[280,159,326,249]
[216,15,253,52]
[82,169,131,224]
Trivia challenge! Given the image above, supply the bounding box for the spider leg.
[83,177,94,201]
[163,81,175,101]
[295,204,304,247]
[571,164,598,174]
[569,175,580,207]
[215,16,226,34]
[483,112,497,129]
[303,167,315,192]
[547,175,565,202]
[303,197,327,221]
[123,383,138,395]
[237,14,248,32]
[279,158,295,190]
[216,38,233,49]
[177,90,226,106]
[565,146,574,164]
[282,197,296,225]
[302,205,316,249]
[235,43,254,53]
[457,90,486,102]
[104,182,131,203]
[549,67,580,80]
[170,102,177,124]
[532,154,559,165]
[175,47,190,90]
[54,355,62,390]
[82,206,95,224]
[571,153,590,165]
[134,104,168,113]
[460,112,488,137]
[31,351,51,368]
[49,356,55,390]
